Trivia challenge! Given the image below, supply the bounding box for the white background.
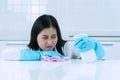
[0,0,120,40]
[47,0,120,38]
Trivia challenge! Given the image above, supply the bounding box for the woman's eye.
[51,36,56,39]
[42,37,48,39]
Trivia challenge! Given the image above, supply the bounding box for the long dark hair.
[28,14,66,55]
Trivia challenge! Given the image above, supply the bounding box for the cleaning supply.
[74,34,97,63]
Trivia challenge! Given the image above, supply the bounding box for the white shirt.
[62,41,81,59]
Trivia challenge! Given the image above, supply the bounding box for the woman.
[1,14,105,62]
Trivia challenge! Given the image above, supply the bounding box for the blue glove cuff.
[94,41,105,59]
[20,49,41,61]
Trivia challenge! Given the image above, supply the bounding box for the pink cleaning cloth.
[41,56,69,62]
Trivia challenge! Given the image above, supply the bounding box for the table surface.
[0,59,120,80]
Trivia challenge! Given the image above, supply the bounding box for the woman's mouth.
[46,46,53,49]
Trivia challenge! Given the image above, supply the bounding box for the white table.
[0,59,120,80]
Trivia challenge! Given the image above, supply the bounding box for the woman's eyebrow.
[42,35,48,37]
[41,34,57,37]
[52,34,57,36]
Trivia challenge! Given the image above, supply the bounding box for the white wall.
[47,0,120,38]
[0,0,120,41]
[0,0,31,40]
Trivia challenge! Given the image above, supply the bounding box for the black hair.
[28,14,66,55]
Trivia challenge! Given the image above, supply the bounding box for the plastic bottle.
[73,33,97,63]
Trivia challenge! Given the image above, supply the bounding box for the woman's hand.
[74,36,95,52]
[74,36,105,59]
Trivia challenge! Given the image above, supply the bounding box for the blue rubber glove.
[40,51,64,59]
[20,49,41,61]
[20,50,64,61]
[74,36,95,52]
[74,36,105,59]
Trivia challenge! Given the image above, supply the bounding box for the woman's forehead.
[40,27,57,35]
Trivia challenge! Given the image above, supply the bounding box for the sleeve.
[62,41,81,59]
[1,47,21,60]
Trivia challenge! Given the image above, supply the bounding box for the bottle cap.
[73,33,88,39]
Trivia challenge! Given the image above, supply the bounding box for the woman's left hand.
[74,36,105,59]
[74,36,95,52]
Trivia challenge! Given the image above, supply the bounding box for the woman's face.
[37,27,58,51]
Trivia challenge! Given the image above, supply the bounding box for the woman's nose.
[47,39,53,44]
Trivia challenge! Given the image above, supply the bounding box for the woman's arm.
[62,41,81,59]
[1,47,21,60]
[1,48,41,61]
[1,48,67,61]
